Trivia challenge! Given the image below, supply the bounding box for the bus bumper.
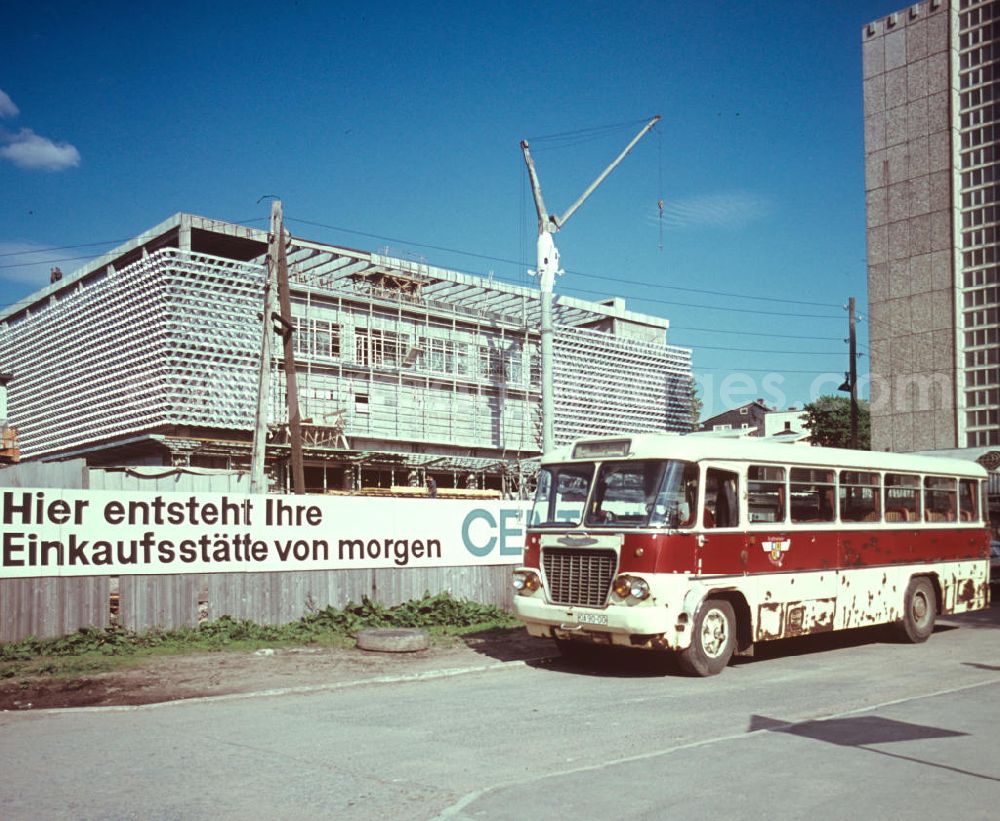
[513,594,693,651]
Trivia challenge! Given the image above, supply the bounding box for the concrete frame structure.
[0,214,693,494]
[863,0,1000,450]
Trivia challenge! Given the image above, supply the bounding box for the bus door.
[696,464,747,576]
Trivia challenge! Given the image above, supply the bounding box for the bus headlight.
[612,575,650,602]
[512,570,540,594]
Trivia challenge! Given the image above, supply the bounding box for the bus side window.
[705,468,739,528]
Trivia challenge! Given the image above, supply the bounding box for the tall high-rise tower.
[863,0,1000,451]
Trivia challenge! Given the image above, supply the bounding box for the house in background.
[700,401,812,444]
[763,407,811,444]
[699,399,770,437]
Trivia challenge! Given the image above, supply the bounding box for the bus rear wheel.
[678,598,736,676]
[895,576,936,643]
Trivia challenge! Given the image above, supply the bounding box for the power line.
[286,215,845,313]
[560,283,843,319]
[0,238,133,258]
[0,216,268,271]
[685,343,844,356]
[672,325,844,341]
[692,365,847,374]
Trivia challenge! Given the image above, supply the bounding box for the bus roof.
[545,433,988,479]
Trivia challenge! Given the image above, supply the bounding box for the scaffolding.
[0,214,694,490]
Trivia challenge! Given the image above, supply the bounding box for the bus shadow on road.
[521,620,973,678]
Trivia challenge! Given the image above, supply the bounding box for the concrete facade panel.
[909,213,933,255]
[906,17,928,62]
[933,328,955,372]
[890,258,911,299]
[869,263,890,305]
[913,409,936,445]
[930,249,953,290]
[868,301,888,342]
[866,149,887,189]
[867,186,888,227]
[891,333,914,374]
[907,58,929,101]
[928,168,950,209]
[888,219,911,260]
[892,409,915,451]
[927,90,949,132]
[906,96,929,138]
[910,293,934,336]
[868,224,888,265]
[926,50,948,93]
[927,130,950,172]
[930,209,951,252]
[886,104,908,147]
[885,28,907,71]
[910,175,930,216]
[864,75,886,115]
[886,66,909,105]
[890,296,913,335]
[888,182,909,222]
[911,252,933,294]
[865,114,886,153]
[935,412,956,449]
[912,331,936,373]
[864,35,886,78]
[908,134,930,178]
[930,289,953,331]
[887,143,908,182]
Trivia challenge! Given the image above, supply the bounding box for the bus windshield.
[530,459,698,529]
[530,464,594,526]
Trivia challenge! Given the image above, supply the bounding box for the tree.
[802,395,870,449]
[689,380,703,432]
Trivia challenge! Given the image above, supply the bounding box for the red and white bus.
[512,433,991,676]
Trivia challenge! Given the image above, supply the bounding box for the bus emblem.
[762,538,791,566]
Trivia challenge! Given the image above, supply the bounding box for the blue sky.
[1,1,909,418]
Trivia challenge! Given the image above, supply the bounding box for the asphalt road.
[2,603,999,821]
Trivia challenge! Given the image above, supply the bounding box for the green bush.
[0,592,518,661]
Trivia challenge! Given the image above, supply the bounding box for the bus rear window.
[531,465,593,526]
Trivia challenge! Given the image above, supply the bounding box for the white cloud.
[0,128,80,171]
[0,241,64,287]
[650,190,774,230]
[0,89,18,118]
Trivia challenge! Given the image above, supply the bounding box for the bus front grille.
[542,548,617,607]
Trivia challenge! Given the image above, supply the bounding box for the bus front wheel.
[678,598,736,676]
[896,576,936,643]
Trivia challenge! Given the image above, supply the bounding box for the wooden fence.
[0,462,513,643]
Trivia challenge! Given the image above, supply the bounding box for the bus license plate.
[577,613,608,625]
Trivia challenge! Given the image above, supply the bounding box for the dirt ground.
[0,630,557,712]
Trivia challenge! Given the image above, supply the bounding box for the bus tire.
[678,598,736,676]
[896,576,936,643]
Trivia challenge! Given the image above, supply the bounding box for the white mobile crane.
[520,115,661,453]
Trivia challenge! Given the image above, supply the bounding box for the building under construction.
[0,213,693,495]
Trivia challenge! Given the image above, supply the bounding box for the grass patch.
[0,592,520,680]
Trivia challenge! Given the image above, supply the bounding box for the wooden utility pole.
[848,296,859,449]
[272,201,306,494]
[249,210,278,494]
[250,200,305,494]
